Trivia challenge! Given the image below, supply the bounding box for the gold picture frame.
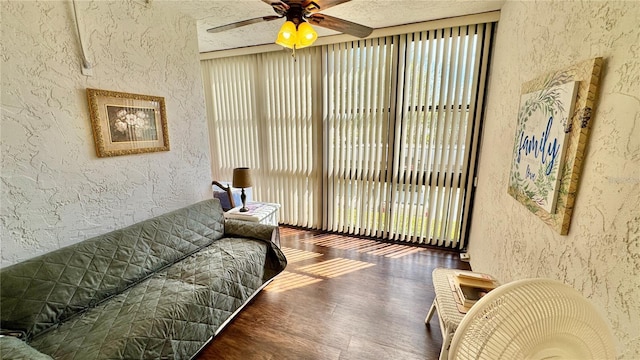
[87,88,170,157]
[507,57,603,235]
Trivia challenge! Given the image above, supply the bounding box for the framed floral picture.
[507,57,603,235]
[86,88,170,157]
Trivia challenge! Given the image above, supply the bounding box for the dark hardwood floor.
[197,226,470,360]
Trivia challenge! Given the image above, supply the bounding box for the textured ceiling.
[156,0,504,53]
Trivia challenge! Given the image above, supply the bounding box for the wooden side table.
[223,202,280,226]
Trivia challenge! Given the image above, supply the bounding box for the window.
[202,48,323,228]
[202,21,495,249]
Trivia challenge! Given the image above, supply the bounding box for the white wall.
[0,1,211,267]
[469,1,639,358]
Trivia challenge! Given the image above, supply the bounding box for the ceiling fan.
[206,0,373,49]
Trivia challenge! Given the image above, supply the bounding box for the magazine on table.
[451,271,498,308]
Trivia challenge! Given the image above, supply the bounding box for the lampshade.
[275,21,297,49]
[296,22,317,49]
[232,167,252,188]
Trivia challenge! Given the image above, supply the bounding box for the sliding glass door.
[323,24,494,249]
[323,37,397,238]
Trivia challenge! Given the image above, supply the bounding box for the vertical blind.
[202,21,494,249]
[323,23,493,248]
[202,48,323,228]
[322,37,397,238]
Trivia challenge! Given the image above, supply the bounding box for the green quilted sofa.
[0,199,287,359]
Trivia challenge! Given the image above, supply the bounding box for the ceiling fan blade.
[301,0,350,13]
[262,0,291,16]
[308,14,372,38]
[207,16,282,33]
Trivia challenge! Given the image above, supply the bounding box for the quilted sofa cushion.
[0,199,225,339]
[27,237,284,359]
[0,337,53,360]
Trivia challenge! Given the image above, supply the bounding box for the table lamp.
[232,167,252,212]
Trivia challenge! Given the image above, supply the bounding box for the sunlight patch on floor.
[280,247,323,264]
[264,271,322,293]
[296,258,375,278]
[302,235,425,258]
[266,257,376,293]
[303,234,378,250]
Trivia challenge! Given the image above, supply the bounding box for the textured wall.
[469,1,639,358]
[1,1,211,267]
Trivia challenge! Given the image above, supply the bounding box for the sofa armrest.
[224,220,280,247]
[223,220,287,280]
[0,336,53,360]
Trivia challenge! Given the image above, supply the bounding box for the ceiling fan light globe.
[296,22,317,49]
[276,21,298,49]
